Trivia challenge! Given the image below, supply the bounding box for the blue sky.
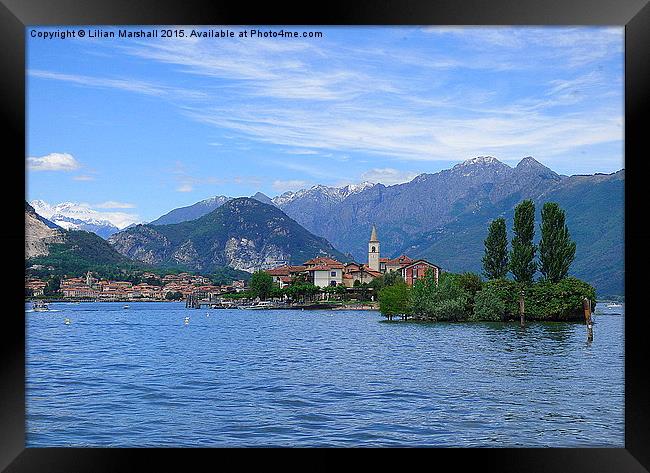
[26,26,624,226]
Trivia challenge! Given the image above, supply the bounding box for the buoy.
[184,316,190,325]
[64,318,71,325]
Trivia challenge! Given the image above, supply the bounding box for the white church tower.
[368,225,380,271]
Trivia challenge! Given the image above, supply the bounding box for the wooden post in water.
[583,297,593,342]
[519,290,525,327]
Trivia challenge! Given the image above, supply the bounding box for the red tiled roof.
[308,264,344,271]
[267,266,292,276]
[348,268,382,277]
[304,257,342,266]
[267,265,307,276]
[401,259,440,270]
[387,255,413,265]
[288,265,307,272]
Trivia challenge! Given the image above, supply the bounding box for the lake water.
[26,302,624,447]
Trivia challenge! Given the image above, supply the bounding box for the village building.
[264,225,441,290]
[380,255,413,273]
[368,225,380,272]
[401,259,441,286]
[25,278,47,296]
[343,265,382,287]
[306,262,344,287]
[266,265,307,288]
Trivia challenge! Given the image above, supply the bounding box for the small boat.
[33,301,49,312]
[248,301,275,310]
[606,303,622,308]
[64,318,71,325]
[184,316,190,325]
[123,305,130,309]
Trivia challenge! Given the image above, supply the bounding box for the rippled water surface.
[26,302,624,447]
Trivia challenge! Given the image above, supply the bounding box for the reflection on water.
[26,302,624,447]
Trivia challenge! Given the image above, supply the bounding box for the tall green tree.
[538,202,576,283]
[509,200,537,284]
[379,282,412,320]
[44,276,61,296]
[249,270,274,300]
[482,218,509,280]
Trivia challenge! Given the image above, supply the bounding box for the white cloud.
[27,152,80,171]
[95,201,136,209]
[30,27,623,175]
[28,69,207,101]
[361,168,419,186]
[285,148,320,155]
[72,174,95,181]
[272,179,309,192]
[176,183,194,193]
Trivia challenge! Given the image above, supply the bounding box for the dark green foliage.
[165,291,183,301]
[457,272,483,315]
[210,267,251,285]
[471,278,519,321]
[369,270,404,293]
[411,271,472,321]
[323,285,347,300]
[538,202,576,283]
[27,230,144,280]
[270,286,285,299]
[284,283,320,302]
[523,277,596,321]
[406,269,596,322]
[249,270,274,300]
[378,282,412,318]
[43,277,61,296]
[509,200,537,284]
[143,277,163,286]
[482,218,509,280]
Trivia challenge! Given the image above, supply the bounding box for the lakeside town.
[26,203,602,325]
[26,225,439,305]
[25,271,247,302]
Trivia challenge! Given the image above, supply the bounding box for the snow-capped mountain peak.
[271,181,376,207]
[28,200,139,238]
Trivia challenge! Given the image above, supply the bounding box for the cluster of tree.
[165,291,184,301]
[482,200,576,284]
[379,270,595,322]
[226,271,323,303]
[238,270,409,304]
[378,201,595,322]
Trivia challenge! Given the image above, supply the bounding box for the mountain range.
[129,156,623,296]
[29,156,623,295]
[29,200,123,239]
[25,201,133,275]
[107,197,349,273]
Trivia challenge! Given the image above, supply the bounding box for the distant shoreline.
[24,299,381,310]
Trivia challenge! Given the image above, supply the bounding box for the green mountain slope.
[108,197,349,272]
[400,171,624,296]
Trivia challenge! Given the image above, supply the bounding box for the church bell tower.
[368,225,380,271]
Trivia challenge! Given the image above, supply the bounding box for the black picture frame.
[2,0,648,470]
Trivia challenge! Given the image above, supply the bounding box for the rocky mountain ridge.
[108,197,349,273]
